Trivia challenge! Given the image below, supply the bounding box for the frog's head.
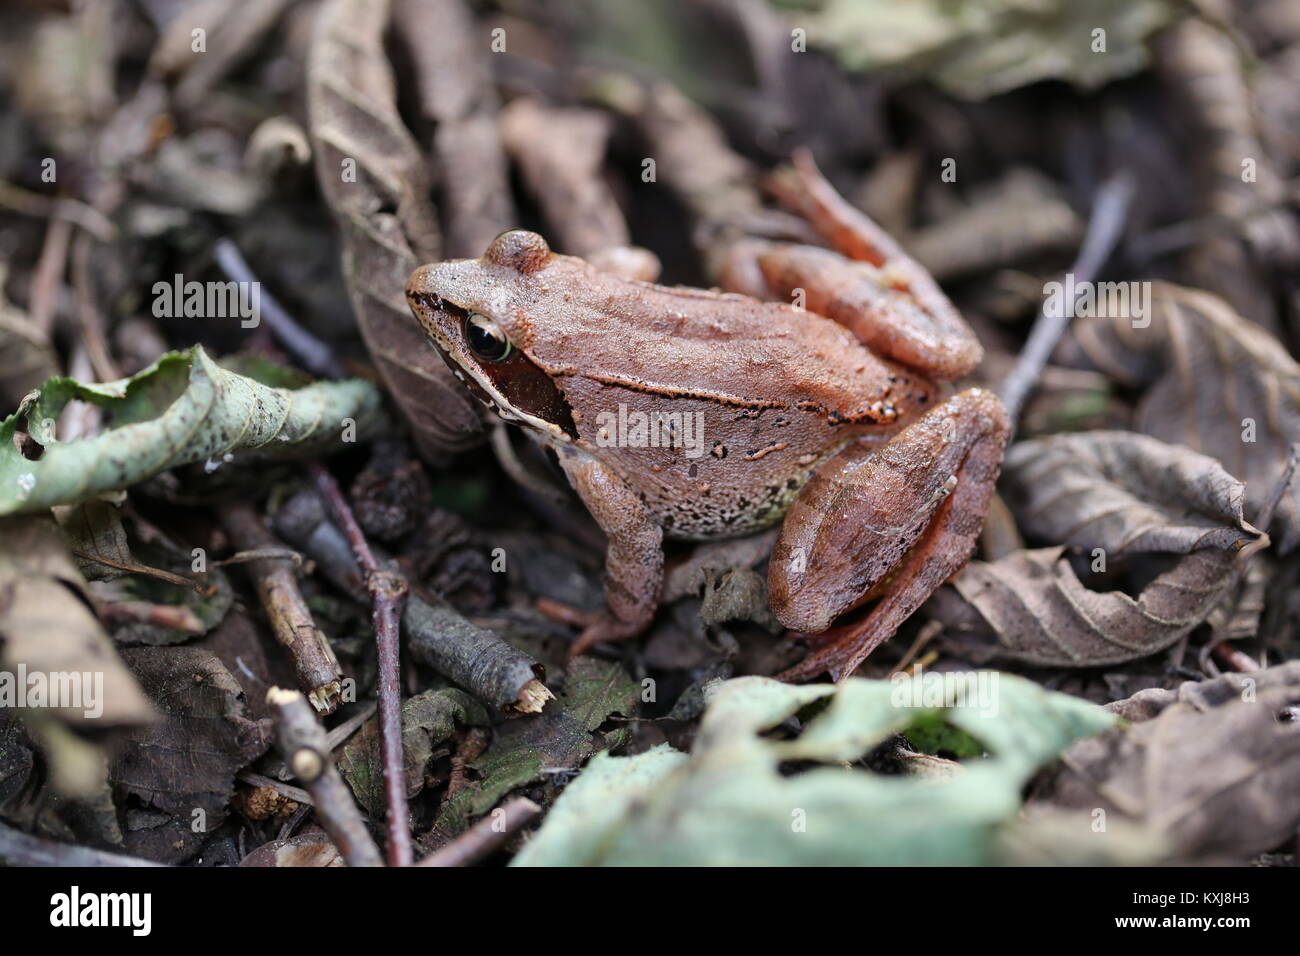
[406,230,578,441]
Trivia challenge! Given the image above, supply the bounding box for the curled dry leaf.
[1064,283,1300,550]
[308,0,485,460]
[500,99,631,258]
[934,430,1270,668]
[1031,663,1300,861]
[1003,430,1264,554]
[935,546,1242,667]
[393,0,516,257]
[0,346,382,516]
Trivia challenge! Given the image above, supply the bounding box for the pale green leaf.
[514,672,1119,866]
[0,346,382,515]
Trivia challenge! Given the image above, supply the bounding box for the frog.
[405,151,1009,682]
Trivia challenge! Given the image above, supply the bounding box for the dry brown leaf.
[110,646,269,863]
[0,515,153,728]
[0,274,58,411]
[933,546,1240,667]
[239,832,344,867]
[1064,283,1300,550]
[1004,430,1264,554]
[1031,662,1300,861]
[394,0,517,257]
[307,0,485,460]
[936,431,1269,667]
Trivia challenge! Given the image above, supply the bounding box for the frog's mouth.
[406,290,578,442]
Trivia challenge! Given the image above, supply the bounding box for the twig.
[266,687,384,867]
[221,501,344,714]
[309,462,413,867]
[997,172,1136,433]
[324,700,378,751]
[0,820,164,867]
[213,238,346,380]
[29,215,73,337]
[237,770,314,806]
[71,231,121,382]
[0,180,117,241]
[416,797,541,867]
[405,596,553,715]
[273,486,553,714]
[100,600,204,633]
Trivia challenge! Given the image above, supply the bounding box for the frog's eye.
[464,312,513,362]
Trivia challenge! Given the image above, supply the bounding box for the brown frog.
[406,152,1008,681]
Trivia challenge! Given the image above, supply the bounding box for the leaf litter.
[0,0,1296,869]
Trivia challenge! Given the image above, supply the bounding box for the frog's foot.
[534,598,648,658]
[554,452,664,659]
[769,388,1009,682]
[716,149,981,381]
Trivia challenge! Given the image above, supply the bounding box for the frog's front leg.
[769,388,1008,682]
[554,450,665,658]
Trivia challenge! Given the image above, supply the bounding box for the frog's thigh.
[769,388,1009,681]
[556,452,665,657]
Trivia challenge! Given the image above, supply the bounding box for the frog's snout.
[406,263,448,302]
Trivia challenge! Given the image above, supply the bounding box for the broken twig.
[416,797,541,867]
[267,686,384,867]
[221,501,344,714]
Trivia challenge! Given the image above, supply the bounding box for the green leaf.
[513,672,1117,866]
[793,0,1180,100]
[510,745,687,867]
[431,657,640,839]
[339,688,489,817]
[0,346,383,515]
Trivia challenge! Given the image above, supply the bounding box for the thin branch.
[0,820,164,867]
[0,180,117,241]
[309,462,413,867]
[266,686,384,867]
[237,770,314,806]
[29,215,73,337]
[273,486,553,714]
[416,797,541,867]
[213,238,346,380]
[221,501,344,714]
[998,172,1136,432]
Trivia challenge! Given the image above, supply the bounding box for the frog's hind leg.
[716,149,981,381]
[769,388,1009,682]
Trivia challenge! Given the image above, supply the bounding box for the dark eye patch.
[440,300,578,439]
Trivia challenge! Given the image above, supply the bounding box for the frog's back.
[521,260,935,539]
[522,257,938,429]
